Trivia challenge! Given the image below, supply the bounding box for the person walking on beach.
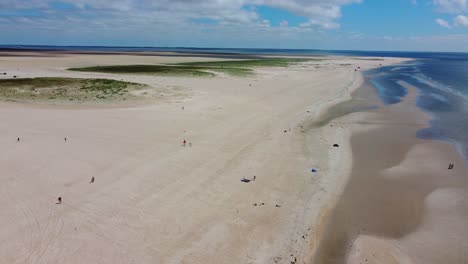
[90,177,95,183]
[57,197,62,204]
[183,139,186,147]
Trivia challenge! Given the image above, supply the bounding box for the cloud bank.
[0,0,361,29]
[433,0,468,13]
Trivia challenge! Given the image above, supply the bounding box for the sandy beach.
[0,52,407,264]
[4,0,468,263]
[0,54,410,263]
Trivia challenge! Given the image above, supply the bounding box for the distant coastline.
[2,45,468,59]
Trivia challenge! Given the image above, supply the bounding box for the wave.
[403,72,468,109]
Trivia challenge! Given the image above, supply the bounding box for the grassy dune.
[69,65,215,77]
[0,77,147,103]
[176,58,312,67]
[68,58,315,77]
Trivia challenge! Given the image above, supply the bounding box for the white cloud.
[261,19,271,27]
[433,0,468,13]
[279,20,288,27]
[436,18,452,28]
[348,32,364,40]
[0,0,362,29]
[454,14,468,26]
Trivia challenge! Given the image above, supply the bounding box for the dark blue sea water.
[2,45,467,158]
[365,56,468,159]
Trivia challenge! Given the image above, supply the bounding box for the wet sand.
[312,82,468,263]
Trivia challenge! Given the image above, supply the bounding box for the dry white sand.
[0,53,404,264]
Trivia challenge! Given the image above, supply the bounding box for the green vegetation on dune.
[69,65,214,77]
[0,77,147,103]
[176,58,314,67]
[67,58,316,77]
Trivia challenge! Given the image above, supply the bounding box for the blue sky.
[1,0,468,51]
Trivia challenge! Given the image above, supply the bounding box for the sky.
[1,0,468,51]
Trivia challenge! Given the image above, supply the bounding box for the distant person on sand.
[90,177,95,183]
[64,137,67,142]
[183,140,186,147]
[17,137,20,142]
[57,197,62,204]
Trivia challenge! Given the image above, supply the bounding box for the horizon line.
[1,44,468,54]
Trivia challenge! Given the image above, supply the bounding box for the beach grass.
[68,58,315,77]
[0,77,147,103]
[175,58,313,67]
[69,65,215,77]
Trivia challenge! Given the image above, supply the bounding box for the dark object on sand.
[275,204,281,207]
[448,163,454,170]
[90,177,95,183]
[13,76,17,78]
[64,137,67,142]
[253,175,256,181]
[284,130,287,133]
[311,168,318,173]
[333,144,340,147]
[17,137,20,142]
[2,73,6,75]
[241,178,251,183]
[57,197,62,204]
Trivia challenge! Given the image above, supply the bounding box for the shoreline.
[294,58,411,263]
[311,78,468,263]
[0,52,408,264]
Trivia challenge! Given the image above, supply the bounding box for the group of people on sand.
[16,136,95,205]
[56,176,95,205]
[17,137,67,142]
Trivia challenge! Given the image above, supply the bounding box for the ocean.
[365,56,468,159]
[2,45,467,158]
